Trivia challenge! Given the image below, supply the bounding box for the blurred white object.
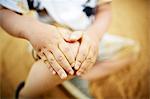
[98,34,140,61]
[41,0,97,30]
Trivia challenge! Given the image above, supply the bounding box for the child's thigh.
[24,60,74,94]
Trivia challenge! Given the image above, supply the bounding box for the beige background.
[91,0,150,99]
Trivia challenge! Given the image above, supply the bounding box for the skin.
[47,3,112,77]
[19,60,74,99]
[0,8,76,79]
[19,3,112,98]
[19,55,134,99]
[49,3,112,77]
[71,3,112,76]
[0,2,113,98]
[18,28,81,99]
[0,2,112,79]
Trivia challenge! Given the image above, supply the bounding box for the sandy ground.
[0,0,150,99]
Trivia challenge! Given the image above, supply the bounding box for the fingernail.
[74,62,81,70]
[52,71,56,75]
[76,72,81,76]
[75,65,79,70]
[70,34,77,40]
[69,70,74,75]
[61,73,67,79]
[71,62,75,67]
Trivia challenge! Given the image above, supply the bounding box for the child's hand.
[0,9,75,79]
[57,27,83,43]
[57,27,81,65]
[27,22,76,79]
[69,32,99,76]
[44,27,80,79]
[58,29,98,76]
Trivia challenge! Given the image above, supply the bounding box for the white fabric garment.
[39,0,97,30]
[0,0,97,30]
[0,0,29,14]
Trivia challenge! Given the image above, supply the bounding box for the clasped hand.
[30,23,99,79]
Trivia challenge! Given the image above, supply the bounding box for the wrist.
[19,16,40,41]
[22,17,56,43]
[85,30,101,43]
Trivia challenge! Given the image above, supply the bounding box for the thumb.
[57,27,72,41]
[69,31,83,42]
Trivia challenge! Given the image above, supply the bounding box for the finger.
[48,65,56,75]
[58,29,78,65]
[66,42,80,67]
[85,47,98,71]
[44,60,56,75]
[76,46,96,76]
[52,70,56,75]
[74,37,90,70]
[86,61,95,72]
[49,67,56,75]
[83,47,98,74]
[37,49,47,61]
[59,41,75,66]
[32,50,40,60]
[44,50,67,79]
[69,31,83,42]
[67,42,80,61]
[50,47,74,75]
[57,27,72,41]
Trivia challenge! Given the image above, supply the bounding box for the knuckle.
[87,57,92,61]
[90,60,95,64]
[86,57,93,63]
[57,55,63,62]
[42,56,47,61]
[37,52,44,57]
[56,68,62,73]
[44,60,49,64]
[85,58,92,64]
[37,48,41,52]
[50,58,55,62]
[81,53,87,58]
[48,58,55,64]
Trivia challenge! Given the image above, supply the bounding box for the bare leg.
[82,55,137,81]
[19,60,74,99]
[19,47,138,98]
